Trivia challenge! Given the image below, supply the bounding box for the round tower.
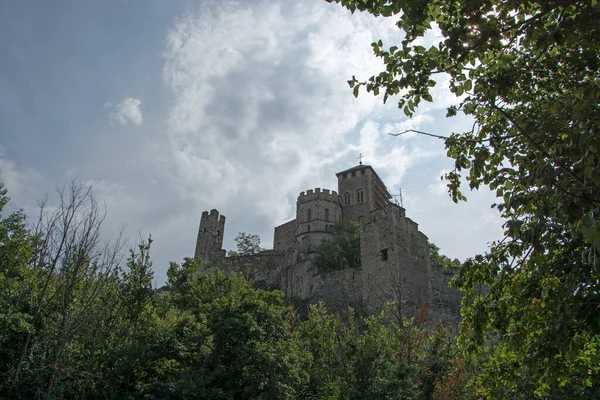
[296,188,342,253]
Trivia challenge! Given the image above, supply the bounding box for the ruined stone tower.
[194,209,226,265]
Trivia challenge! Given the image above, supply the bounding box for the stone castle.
[194,164,461,323]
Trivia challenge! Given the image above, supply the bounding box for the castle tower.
[296,188,342,253]
[336,164,392,222]
[194,209,226,264]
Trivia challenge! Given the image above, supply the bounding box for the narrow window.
[308,225,311,232]
[356,189,364,203]
[351,171,356,177]
[380,248,388,261]
[307,208,312,221]
[325,208,330,221]
[344,192,351,205]
[361,169,365,175]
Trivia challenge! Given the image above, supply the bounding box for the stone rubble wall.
[359,205,432,319]
[273,219,297,251]
[428,265,463,332]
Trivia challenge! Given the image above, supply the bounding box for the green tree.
[165,263,309,399]
[228,232,263,256]
[2,180,124,399]
[0,185,34,395]
[316,221,361,272]
[428,242,460,272]
[327,0,600,396]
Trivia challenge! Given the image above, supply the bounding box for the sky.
[0,0,504,285]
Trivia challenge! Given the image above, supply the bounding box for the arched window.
[325,208,330,221]
[307,208,312,221]
[344,192,351,205]
[356,189,364,203]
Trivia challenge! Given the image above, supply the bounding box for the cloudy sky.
[0,0,504,284]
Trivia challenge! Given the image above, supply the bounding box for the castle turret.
[336,164,392,222]
[296,188,342,253]
[194,209,226,264]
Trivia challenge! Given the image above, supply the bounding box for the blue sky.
[0,0,504,284]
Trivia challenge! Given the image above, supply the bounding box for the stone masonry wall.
[214,250,294,291]
[360,205,432,319]
[273,219,297,251]
[429,265,462,332]
[338,168,372,222]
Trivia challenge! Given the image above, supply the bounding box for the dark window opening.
[308,208,312,221]
[308,225,311,232]
[356,189,364,203]
[325,208,330,221]
[361,169,365,175]
[380,248,388,261]
[351,171,356,177]
[344,192,351,205]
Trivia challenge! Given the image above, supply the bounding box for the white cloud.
[107,97,143,126]
[156,0,504,265]
[162,1,411,225]
[0,143,39,205]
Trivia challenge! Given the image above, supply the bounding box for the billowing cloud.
[0,143,38,205]
[162,1,425,227]
[107,97,143,126]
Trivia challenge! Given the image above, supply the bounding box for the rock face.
[194,164,462,325]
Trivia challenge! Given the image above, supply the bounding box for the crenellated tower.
[194,209,226,264]
[296,188,342,253]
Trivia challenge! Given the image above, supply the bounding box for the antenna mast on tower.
[393,188,403,208]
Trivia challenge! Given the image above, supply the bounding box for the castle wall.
[359,205,431,319]
[215,250,293,291]
[282,258,315,300]
[310,268,363,313]
[429,266,462,331]
[273,219,296,251]
[282,257,362,314]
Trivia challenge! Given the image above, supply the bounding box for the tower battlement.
[297,188,339,203]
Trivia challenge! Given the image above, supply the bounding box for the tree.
[316,221,361,272]
[327,0,600,396]
[428,242,460,272]
[165,263,309,399]
[0,185,34,394]
[120,237,156,395]
[229,232,263,256]
[5,180,124,398]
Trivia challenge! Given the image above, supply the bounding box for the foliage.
[0,184,33,394]
[3,181,596,398]
[316,221,361,272]
[228,231,263,256]
[429,242,460,272]
[327,0,600,396]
